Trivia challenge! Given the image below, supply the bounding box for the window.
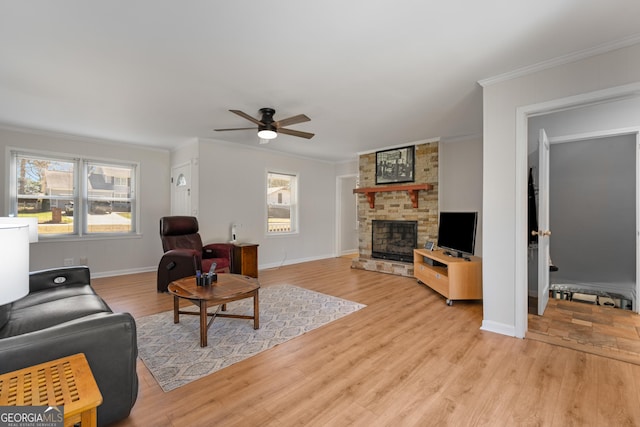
[267,171,297,234]
[10,150,138,238]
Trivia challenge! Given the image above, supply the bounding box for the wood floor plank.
[94,258,640,426]
[551,351,598,426]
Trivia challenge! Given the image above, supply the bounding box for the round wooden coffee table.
[168,273,259,347]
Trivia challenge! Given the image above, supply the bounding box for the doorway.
[515,86,640,338]
[336,174,358,257]
[529,130,637,312]
[527,129,640,357]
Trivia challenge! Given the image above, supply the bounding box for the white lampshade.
[257,129,277,140]
[0,224,29,305]
[0,217,38,243]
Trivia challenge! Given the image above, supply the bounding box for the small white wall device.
[230,223,237,243]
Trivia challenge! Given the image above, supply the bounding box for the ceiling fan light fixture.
[257,128,277,140]
[215,108,314,140]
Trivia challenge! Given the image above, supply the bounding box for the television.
[437,211,478,258]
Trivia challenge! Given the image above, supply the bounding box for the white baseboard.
[480,320,517,337]
[90,266,157,279]
[259,253,335,270]
[340,249,358,256]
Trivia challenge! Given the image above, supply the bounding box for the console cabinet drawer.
[415,264,449,297]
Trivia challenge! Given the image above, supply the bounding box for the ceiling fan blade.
[229,110,264,126]
[274,114,310,128]
[278,128,315,139]
[214,127,257,131]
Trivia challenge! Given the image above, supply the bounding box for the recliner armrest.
[29,266,91,293]
[157,249,200,292]
[164,248,201,259]
[203,243,233,259]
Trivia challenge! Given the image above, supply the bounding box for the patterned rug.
[136,284,366,391]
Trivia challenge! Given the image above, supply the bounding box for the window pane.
[86,163,135,233]
[267,172,296,233]
[15,155,75,235]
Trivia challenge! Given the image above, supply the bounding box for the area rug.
[136,284,366,391]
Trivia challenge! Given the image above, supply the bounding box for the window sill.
[36,233,143,243]
[265,231,299,238]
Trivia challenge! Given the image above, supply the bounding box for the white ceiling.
[1,1,639,162]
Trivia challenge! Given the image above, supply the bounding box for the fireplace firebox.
[371,220,417,263]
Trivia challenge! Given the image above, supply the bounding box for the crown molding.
[0,122,171,153]
[356,137,440,156]
[478,33,640,88]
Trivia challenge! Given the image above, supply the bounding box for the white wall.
[549,135,636,297]
[482,42,640,336]
[335,160,358,176]
[0,126,171,277]
[528,96,640,150]
[439,136,483,256]
[184,138,337,269]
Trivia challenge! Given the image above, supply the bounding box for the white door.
[536,128,551,315]
[171,163,192,216]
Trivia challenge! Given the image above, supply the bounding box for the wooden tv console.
[413,249,482,305]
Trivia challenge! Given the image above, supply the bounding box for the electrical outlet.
[63,258,74,266]
[80,257,88,265]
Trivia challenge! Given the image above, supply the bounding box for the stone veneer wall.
[351,142,439,276]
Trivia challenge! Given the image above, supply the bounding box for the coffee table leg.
[253,291,259,329]
[200,300,208,347]
[173,295,180,324]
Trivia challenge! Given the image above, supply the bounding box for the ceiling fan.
[214,108,314,143]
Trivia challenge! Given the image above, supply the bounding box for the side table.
[0,353,103,427]
[233,243,259,278]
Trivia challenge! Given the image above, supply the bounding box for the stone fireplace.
[371,220,417,263]
[351,142,438,276]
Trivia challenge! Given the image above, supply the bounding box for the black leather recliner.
[0,266,138,427]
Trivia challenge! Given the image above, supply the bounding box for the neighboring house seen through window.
[9,150,138,238]
[267,171,297,234]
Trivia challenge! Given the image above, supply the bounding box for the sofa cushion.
[0,294,111,338]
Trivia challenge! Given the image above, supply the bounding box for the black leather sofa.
[0,266,138,426]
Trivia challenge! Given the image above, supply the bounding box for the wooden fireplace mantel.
[353,183,434,209]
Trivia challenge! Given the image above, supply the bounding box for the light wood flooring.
[93,258,640,426]
[528,297,640,365]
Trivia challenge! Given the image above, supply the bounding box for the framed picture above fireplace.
[375,145,415,184]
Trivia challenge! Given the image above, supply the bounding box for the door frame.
[514,82,640,338]
[335,173,359,256]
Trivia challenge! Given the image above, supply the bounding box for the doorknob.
[531,230,551,236]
